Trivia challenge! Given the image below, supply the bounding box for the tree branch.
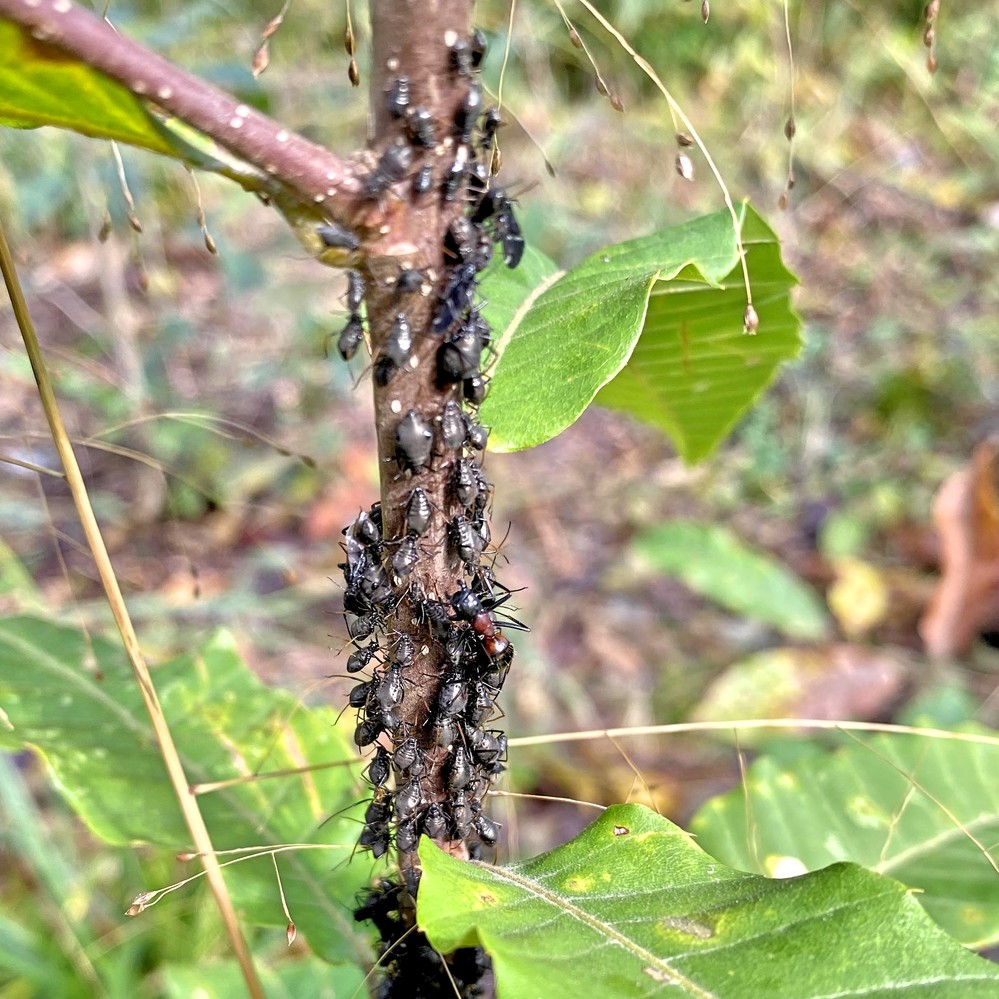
[0,0,365,229]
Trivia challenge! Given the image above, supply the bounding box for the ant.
[450,579,528,658]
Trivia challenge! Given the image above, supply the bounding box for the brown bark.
[364,0,474,865]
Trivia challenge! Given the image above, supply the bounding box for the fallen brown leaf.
[919,441,999,657]
[690,644,909,731]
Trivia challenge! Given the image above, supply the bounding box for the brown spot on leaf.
[21,32,76,65]
[662,915,714,939]
[642,967,674,983]
[612,825,629,836]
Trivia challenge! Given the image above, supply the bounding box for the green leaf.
[480,203,801,463]
[0,616,373,966]
[0,537,41,608]
[0,23,267,187]
[691,730,999,948]
[479,244,560,342]
[0,22,175,156]
[419,804,999,997]
[161,957,365,998]
[632,521,830,640]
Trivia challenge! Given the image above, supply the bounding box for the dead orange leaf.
[919,441,999,657]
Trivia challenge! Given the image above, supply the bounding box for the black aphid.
[454,84,483,147]
[317,222,360,254]
[374,356,399,387]
[337,315,365,361]
[442,147,468,203]
[497,201,524,268]
[353,879,402,934]
[386,76,410,118]
[394,634,416,666]
[419,597,452,639]
[393,736,421,773]
[472,465,491,510]
[440,399,467,450]
[367,143,414,198]
[449,36,473,77]
[413,163,434,197]
[377,664,406,710]
[395,268,424,298]
[396,816,419,853]
[470,728,506,766]
[437,669,469,717]
[480,106,502,149]
[354,717,382,747]
[454,458,479,509]
[345,613,377,640]
[466,420,489,450]
[437,329,483,386]
[346,270,365,312]
[450,514,482,565]
[423,802,448,839]
[434,713,459,748]
[359,793,393,857]
[351,509,381,547]
[432,263,478,335]
[395,410,434,473]
[349,677,375,709]
[445,216,477,264]
[473,812,499,846]
[395,779,423,819]
[347,639,379,674]
[406,107,437,148]
[446,744,472,791]
[366,746,391,787]
[466,681,495,726]
[470,28,487,69]
[391,533,420,578]
[451,791,473,838]
[405,487,432,536]
[385,313,413,366]
[463,373,489,406]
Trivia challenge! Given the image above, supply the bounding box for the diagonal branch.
[0,0,364,228]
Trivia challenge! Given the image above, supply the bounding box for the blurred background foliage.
[4,0,999,992]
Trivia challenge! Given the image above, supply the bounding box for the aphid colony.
[330,27,524,996]
[353,879,491,999]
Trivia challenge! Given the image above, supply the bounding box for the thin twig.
[508,718,999,748]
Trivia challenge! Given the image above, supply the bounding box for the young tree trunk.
[344,2,510,995]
